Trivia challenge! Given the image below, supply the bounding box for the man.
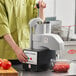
[0,0,45,63]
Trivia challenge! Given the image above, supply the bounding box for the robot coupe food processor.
[23,18,64,72]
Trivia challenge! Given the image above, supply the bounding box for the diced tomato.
[53,62,70,72]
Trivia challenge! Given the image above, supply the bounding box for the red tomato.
[53,62,70,72]
[2,60,12,70]
[0,58,2,67]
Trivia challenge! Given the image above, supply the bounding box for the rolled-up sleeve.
[33,0,38,18]
[0,1,10,37]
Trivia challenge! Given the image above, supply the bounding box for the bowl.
[51,59,71,73]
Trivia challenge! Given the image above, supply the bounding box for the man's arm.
[39,0,46,21]
[4,34,28,62]
[0,0,28,63]
[39,8,45,21]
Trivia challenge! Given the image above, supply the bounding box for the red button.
[30,58,32,60]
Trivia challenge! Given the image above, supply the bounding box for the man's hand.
[35,0,46,9]
[15,47,28,63]
[39,0,46,9]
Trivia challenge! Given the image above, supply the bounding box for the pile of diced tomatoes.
[0,58,12,70]
[53,62,70,72]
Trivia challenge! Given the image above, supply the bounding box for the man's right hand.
[15,47,28,63]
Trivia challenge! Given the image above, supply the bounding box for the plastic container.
[51,59,71,73]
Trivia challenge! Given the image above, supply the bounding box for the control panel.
[24,50,37,65]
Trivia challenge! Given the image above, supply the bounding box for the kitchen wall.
[44,0,56,17]
[43,0,76,40]
[56,0,76,40]
[56,0,75,26]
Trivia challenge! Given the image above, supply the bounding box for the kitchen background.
[37,0,76,60]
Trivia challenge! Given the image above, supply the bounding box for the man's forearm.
[39,8,45,21]
[4,34,19,53]
[38,0,46,21]
[4,34,28,62]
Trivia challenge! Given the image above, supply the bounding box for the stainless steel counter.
[13,61,76,76]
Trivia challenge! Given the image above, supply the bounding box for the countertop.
[12,61,76,76]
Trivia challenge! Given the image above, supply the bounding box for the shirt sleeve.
[33,0,38,18]
[0,0,10,37]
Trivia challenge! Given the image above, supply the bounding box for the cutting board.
[0,67,18,76]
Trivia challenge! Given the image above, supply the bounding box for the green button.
[28,57,29,59]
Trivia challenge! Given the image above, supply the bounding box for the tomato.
[0,58,2,67]
[2,60,12,70]
[53,62,70,72]
[3,59,8,62]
